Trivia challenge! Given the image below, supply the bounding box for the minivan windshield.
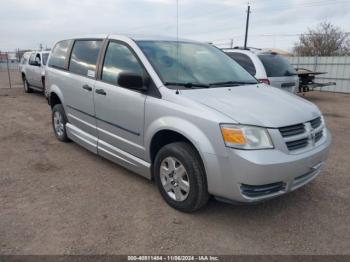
[137,41,257,88]
[258,54,297,77]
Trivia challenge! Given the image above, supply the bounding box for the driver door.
[94,40,147,162]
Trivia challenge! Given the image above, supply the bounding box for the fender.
[144,116,216,163]
[48,84,65,107]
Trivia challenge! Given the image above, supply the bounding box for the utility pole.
[244,4,251,49]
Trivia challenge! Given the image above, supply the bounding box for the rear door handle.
[95,89,106,96]
[82,84,92,91]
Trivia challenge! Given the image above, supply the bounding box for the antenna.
[175,0,179,95]
[244,3,251,49]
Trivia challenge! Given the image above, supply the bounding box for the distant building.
[0,52,17,63]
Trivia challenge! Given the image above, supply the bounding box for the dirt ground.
[0,84,349,255]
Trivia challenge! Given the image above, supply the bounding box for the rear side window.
[42,53,49,65]
[28,53,35,65]
[102,41,144,85]
[48,40,72,69]
[69,40,102,77]
[258,54,296,77]
[226,52,256,76]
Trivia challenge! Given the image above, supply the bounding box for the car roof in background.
[222,47,291,56]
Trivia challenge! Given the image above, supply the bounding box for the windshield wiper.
[164,82,209,88]
[209,81,257,87]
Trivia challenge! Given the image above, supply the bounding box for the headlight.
[220,124,274,150]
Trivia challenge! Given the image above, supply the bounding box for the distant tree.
[293,22,350,56]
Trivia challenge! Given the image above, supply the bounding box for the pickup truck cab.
[21,51,50,95]
[46,35,331,212]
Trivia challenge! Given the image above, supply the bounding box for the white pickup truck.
[20,51,50,96]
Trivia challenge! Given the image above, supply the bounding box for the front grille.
[278,116,324,152]
[279,124,305,137]
[310,117,322,129]
[315,130,323,142]
[286,138,309,151]
[241,182,285,198]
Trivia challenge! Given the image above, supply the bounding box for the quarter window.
[42,53,49,65]
[69,40,102,77]
[226,52,256,76]
[28,53,36,65]
[102,42,144,85]
[48,40,72,69]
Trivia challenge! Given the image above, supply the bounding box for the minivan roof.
[61,34,198,43]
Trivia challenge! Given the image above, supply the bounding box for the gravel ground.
[0,86,349,255]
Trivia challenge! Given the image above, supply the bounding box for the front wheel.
[23,77,33,93]
[154,142,209,212]
[52,104,70,142]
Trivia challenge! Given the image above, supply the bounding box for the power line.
[127,0,350,37]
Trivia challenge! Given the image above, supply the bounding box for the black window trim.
[47,37,161,98]
[96,39,161,98]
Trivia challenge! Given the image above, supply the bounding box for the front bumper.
[204,128,332,203]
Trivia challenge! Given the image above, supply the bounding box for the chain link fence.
[0,50,30,89]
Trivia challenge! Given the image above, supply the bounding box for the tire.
[52,104,70,142]
[23,76,33,93]
[42,77,46,96]
[154,142,209,212]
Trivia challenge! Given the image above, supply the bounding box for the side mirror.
[32,59,41,66]
[117,72,148,91]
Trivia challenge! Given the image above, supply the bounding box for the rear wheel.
[52,104,70,142]
[154,142,209,212]
[23,76,33,93]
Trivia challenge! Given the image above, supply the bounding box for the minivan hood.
[179,84,321,127]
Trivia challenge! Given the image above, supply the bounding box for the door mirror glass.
[118,72,147,91]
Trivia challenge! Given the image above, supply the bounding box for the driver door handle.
[95,89,107,96]
[82,84,92,91]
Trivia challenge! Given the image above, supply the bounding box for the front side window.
[48,40,72,69]
[137,41,257,88]
[226,52,256,76]
[102,41,144,85]
[35,53,41,63]
[69,40,102,77]
[258,54,296,77]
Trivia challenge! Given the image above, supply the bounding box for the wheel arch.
[146,117,216,180]
[48,85,64,109]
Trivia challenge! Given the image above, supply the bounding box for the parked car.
[223,47,299,93]
[20,51,50,95]
[46,35,331,212]
[18,52,31,72]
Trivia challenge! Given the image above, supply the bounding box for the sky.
[0,0,350,52]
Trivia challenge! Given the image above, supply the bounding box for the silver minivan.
[46,35,331,212]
